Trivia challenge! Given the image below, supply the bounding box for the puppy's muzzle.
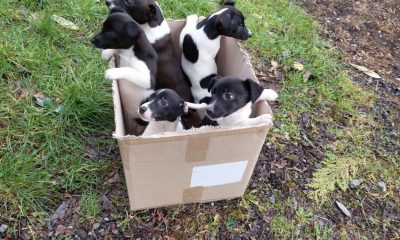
[139,106,147,114]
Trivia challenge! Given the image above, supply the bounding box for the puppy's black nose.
[91,37,100,46]
[206,108,213,115]
[139,106,147,114]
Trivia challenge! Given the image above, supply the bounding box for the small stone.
[336,201,351,217]
[0,224,8,233]
[350,179,362,189]
[269,195,276,204]
[104,217,109,222]
[378,181,387,193]
[112,229,119,235]
[92,223,100,231]
[77,229,88,239]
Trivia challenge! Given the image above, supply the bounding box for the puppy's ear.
[244,79,264,103]
[221,0,235,6]
[206,75,221,92]
[125,22,140,38]
[216,13,231,30]
[109,6,125,14]
[147,3,162,27]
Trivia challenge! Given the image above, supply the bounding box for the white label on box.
[190,161,248,187]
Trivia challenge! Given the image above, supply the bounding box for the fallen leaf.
[107,173,120,183]
[33,92,46,100]
[350,63,381,79]
[51,15,79,30]
[303,71,312,82]
[252,13,262,19]
[271,60,278,68]
[56,98,63,104]
[100,196,117,213]
[293,62,304,71]
[336,201,351,217]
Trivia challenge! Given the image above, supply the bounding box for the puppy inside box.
[111,21,272,137]
[110,19,275,210]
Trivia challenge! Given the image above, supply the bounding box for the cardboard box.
[111,20,273,210]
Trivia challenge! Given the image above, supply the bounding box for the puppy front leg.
[105,67,152,89]
[101,49,116,61]
[238,114,273,126]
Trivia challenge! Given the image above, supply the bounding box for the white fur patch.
[105,47,152,89]
[142,119,183,136]
[214,102,273,127]
[180,14,222,103]
[140,20,171,44]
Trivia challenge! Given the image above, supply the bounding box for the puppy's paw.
[101,49,115,61]
[105,68,122,81]
[258,114,273,125]
[260,89,278,101]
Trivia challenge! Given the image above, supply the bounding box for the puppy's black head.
[91,12,142,49]
[215,1,252,40]
[139,89,186,122]
[105,0,163,27]
[206,77,263,120]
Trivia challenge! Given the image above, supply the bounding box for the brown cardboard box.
[111,20,273,210]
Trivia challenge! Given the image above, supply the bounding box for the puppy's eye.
[223,92,234,100]
[159,99,168,106]
[105,32,116,39]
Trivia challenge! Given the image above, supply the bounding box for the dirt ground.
[301,0,400,97]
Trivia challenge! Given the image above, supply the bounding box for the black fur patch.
[197,116,218,127]
[199,74,217,89]
[182,35,199,63]
[135,118,148,126]
[199,96,211,104]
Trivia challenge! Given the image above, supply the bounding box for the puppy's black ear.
[221,0,235,6]
[216,13,231,30]
[109,6,125,14]
[125,22,140,38]
[207,75,221,92]
[147,3,162,27]
[244,79,264,103]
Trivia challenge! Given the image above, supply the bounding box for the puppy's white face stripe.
[208,8,229,19]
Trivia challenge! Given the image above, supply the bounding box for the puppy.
[139,89,207,136]
[202,76,278,127]
[92,12,158,134]
[179,0,252,105]
[104,0,192,102]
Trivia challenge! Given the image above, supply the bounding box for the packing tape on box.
[184,136,210,163]
[182,187,204,203]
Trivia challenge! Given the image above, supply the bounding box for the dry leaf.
[34,92,46,100]
[303,71,312,82]
[56,98,63,104]
[271,60,278,68]
[51,15,79,30]
[350,63,381,79]
[293,62,304,71]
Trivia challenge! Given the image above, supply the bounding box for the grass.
[0,0,398,239]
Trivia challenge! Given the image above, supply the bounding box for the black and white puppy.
[139,89,206,136]
[91,12,158,132]
[179,0,252,105]
[103,0,192,102]
[202,76,278,127]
